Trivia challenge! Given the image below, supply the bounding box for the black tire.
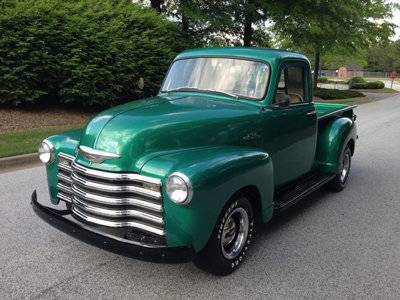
[326,145,352,192]
[193,196,255,276]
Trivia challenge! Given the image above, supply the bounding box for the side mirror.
[277,95,290,107]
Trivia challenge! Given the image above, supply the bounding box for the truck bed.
[315,102,356,120]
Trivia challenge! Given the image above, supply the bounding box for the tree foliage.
[271,0,396,86]
[140,0,274,47]
[366,40,400,72]
[0,0,188,106]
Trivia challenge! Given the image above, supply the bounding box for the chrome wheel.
[340,148,351,183]
[221,207,249,260]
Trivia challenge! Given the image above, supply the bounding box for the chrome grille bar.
[57,182,72,194]
[57,172,72,184]
[56,152,164,237]
[72,206,165,236]
[71,184,162,212]
[71,172,162,200]
[72,161,161,185]
[57,192,72,203]
[72,196,164,224]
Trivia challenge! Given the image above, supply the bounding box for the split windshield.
[161,57,270,100]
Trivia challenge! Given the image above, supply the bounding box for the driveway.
[1,95,400,299]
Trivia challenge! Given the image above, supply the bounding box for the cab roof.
[174,47,309,64]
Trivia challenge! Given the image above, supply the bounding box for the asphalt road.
[1,95,400,299]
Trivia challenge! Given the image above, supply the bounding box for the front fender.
[140,146,274,251]
[316,117,357,173]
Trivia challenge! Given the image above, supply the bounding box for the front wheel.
[326,145,352,192]
[194,196,255,276]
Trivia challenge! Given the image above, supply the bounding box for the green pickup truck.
[32,48,357,275]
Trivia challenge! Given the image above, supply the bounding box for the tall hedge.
[0,0,189,106]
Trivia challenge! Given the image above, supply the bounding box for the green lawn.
[0,125,80,158]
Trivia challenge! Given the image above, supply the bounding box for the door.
[269,61,317,186]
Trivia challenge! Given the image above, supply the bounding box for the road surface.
[1,95,400,299]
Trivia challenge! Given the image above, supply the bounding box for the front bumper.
[31,190,193,263]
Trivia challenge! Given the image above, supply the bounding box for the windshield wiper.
[163,87,239,99]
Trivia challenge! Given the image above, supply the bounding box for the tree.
[366,40,400,72]
[144,0,274,47]
[272,0,397,87]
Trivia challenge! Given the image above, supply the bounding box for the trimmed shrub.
[351,81,385,89]
[350,76,365,84]
[314,88,365,100]
[318,76,329,83]
[0,0,190,106]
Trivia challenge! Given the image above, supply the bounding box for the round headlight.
[38,139,54,164]
[166,172,193,205]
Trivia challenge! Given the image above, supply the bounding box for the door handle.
[306,111,316,116]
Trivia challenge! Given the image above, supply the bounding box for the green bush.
[351,81,385,89]
[349,76,366,84]
[0,0,189,106]
[318,77,329,83]
[314,88,365,100]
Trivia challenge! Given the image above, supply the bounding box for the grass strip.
[0,125,80,158]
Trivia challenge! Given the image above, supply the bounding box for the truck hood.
[77,94,262,172]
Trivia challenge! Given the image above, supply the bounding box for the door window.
[275,65,306,105]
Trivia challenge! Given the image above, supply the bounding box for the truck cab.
[32,48,357,275]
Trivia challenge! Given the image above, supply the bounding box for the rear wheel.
[194,196,255,276]
[326,145,352,192]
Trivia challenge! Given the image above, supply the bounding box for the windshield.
[161,57,270,100]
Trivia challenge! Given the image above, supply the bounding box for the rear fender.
[140,146,274,251]
[316,117,357,173]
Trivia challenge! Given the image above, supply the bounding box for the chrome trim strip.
[79,145,120,158]
[57,172,72,184]
[72,185,162,212]
[57,192,72,203]
[71,172,162,200]
[72,196,164,224]
[71,161,161,186]
[72,206,165,236]
[78,145,120,163]
[316,104,358,120]
[57,182,72,194]
[58,152,75,161]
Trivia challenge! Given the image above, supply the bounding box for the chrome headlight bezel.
[38,139,55,165]
[166,172,193,205]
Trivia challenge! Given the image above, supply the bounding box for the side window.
[275,65,306,105]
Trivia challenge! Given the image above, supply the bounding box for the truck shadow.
[257,188,332,239]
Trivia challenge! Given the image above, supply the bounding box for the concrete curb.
[0,153,40,172]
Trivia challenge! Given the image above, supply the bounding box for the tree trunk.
[179,0,189,32]
[182,14,189,32]
[313,50,320,89]
[150,0,162,13]
[243,14,253,47]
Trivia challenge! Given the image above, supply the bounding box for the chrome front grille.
[56,152,164,236]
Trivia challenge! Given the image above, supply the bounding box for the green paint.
[43,48,357,251]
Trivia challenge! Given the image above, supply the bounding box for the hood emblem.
[78,146,120,164]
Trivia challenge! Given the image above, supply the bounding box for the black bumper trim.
[31,190,193,263]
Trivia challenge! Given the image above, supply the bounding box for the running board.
[274,172,335,211]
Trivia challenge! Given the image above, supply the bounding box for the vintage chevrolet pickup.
[32,48,357,275]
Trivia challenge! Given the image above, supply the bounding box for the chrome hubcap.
[221,207,249,260]
[340,149,351,183]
